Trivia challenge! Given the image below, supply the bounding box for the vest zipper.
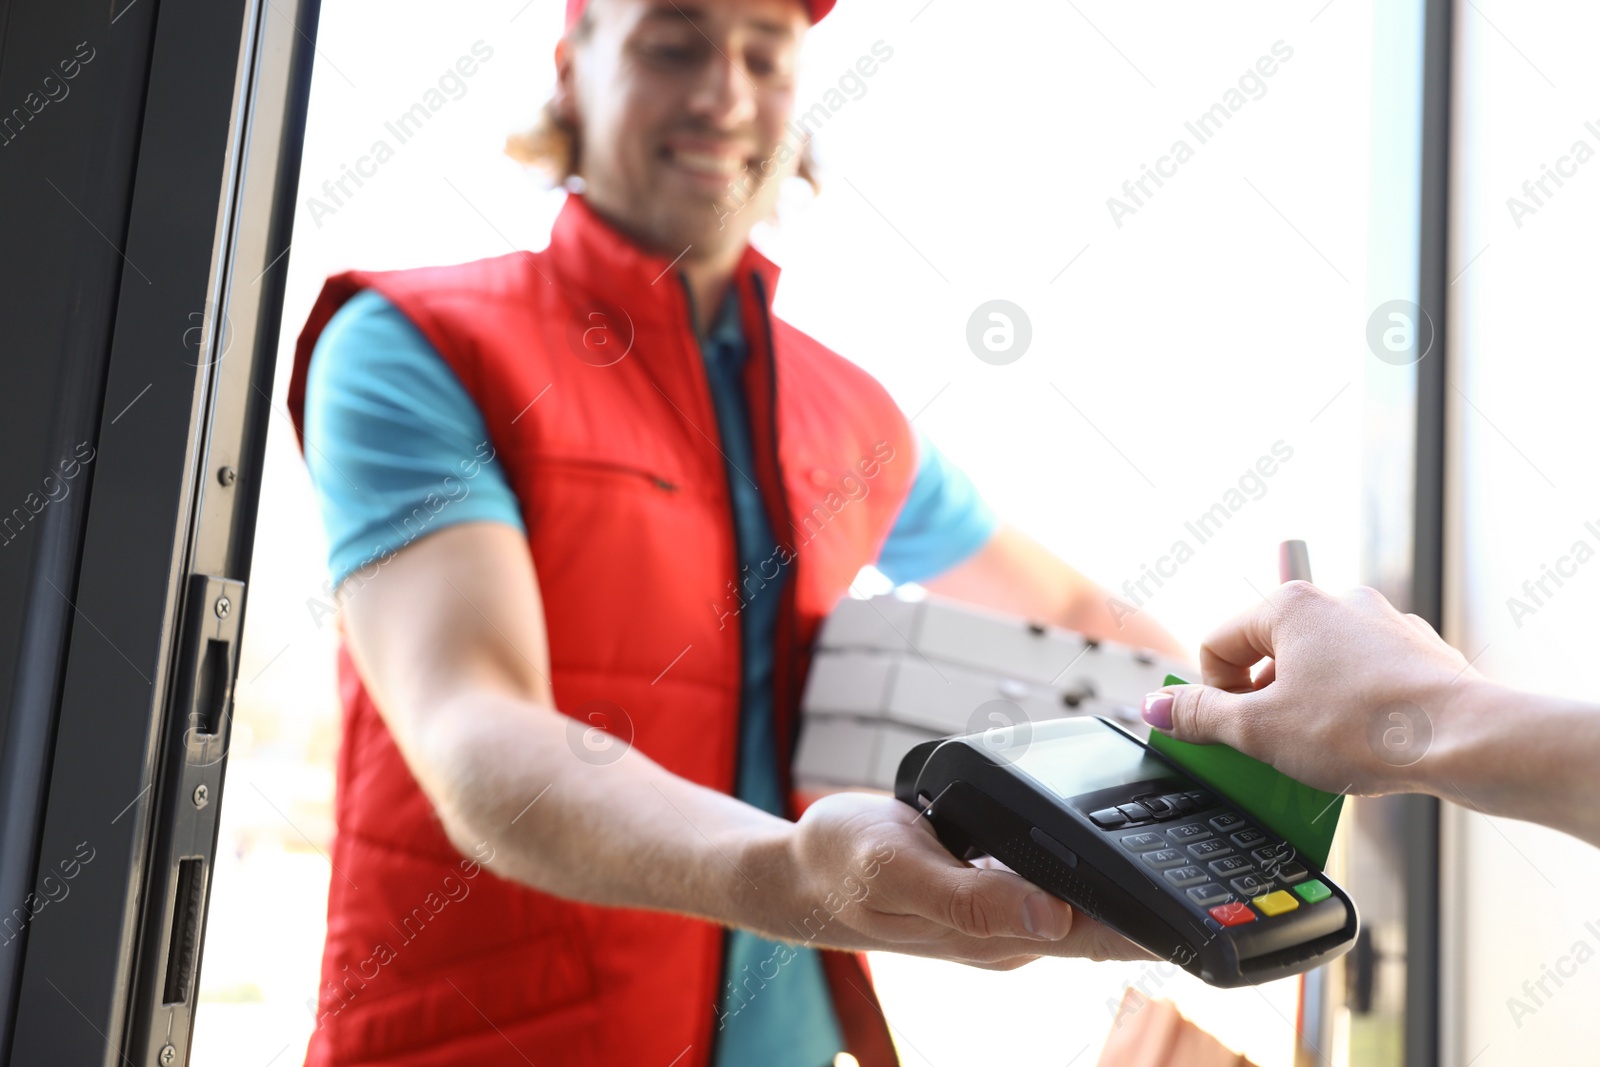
[678,267,743,1067]
[744,274,898,1067]
[677,269,748,789]
[746,270,804,805]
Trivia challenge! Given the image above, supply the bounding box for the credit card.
[1145,674,1343,868]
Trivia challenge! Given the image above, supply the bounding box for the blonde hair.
[503,98,588,187]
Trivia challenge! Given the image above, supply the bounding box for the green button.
[1294,879,1332,903]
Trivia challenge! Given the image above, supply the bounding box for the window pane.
[195,3,1418,1064]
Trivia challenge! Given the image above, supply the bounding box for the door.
[0,1,317,1063]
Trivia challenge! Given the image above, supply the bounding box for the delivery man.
[284,1,1186,1064]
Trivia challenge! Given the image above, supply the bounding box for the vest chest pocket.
[518,453,713,550]
[520,453,727,631]
[529,454,682,494]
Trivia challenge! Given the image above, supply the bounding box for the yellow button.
[1254,890,1300,917]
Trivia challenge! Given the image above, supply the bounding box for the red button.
[1209,902,1256,926]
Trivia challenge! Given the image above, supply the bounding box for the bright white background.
[1443,3,1600,1064]
[195,1,1390,1064]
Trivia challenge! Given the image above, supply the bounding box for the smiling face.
[555,0,810,267]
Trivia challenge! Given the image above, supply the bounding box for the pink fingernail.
[1141,693,1174,729]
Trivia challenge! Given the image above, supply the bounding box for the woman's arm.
[1140,582,1600,847]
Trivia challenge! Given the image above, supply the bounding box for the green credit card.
[1145,674,1343,868]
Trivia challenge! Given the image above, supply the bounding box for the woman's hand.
[1139,582,1480,796]
[743,791,1154,969]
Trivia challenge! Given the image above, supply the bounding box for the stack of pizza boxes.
[795,594,1188,792]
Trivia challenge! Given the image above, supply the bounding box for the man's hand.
[732,796,1158,972]
[739,791,1152,968]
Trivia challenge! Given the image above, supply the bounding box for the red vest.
[285,194,916,1067]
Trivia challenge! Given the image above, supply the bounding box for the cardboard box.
[795,594,1187,791]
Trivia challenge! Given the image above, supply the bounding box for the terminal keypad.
[1105,792,1322,925]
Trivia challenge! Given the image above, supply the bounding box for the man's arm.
[921,523,1189,662]
[339,520,1147,964]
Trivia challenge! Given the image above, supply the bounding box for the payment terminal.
[894,716,1357,988]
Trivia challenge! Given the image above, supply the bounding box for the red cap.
[564,0,834,29]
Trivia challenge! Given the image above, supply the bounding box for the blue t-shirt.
[303,288,999,1067]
